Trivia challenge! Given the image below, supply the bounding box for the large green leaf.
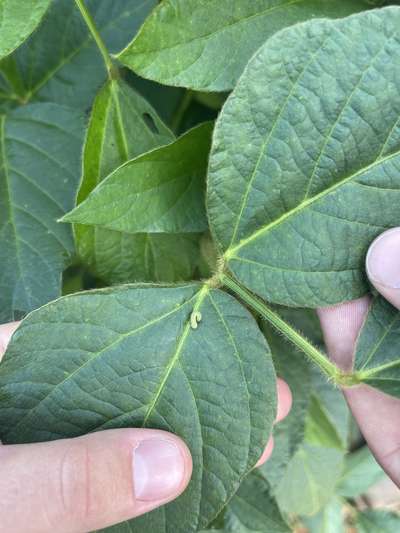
[63,122,211,233]
[0,284,276,532]
[0,0,51,60]
[208,8,400,307]
[0,0,156,110]
[117,0,370,92]
[0,103,84,322]
[357,510,400,532]
[354,296,400,396]
[73,78,205,284]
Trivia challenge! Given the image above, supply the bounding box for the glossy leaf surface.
[118,0,369,91]
[64,122,211,234]
[0,284,276,532]
[208,8,400,307]
[0,103,84,322]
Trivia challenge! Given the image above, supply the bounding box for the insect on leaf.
[0,284,276,532]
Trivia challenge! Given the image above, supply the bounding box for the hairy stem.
[221,273,342,382]
[74,0,115,77]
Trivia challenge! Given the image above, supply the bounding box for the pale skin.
[0,227,399,531]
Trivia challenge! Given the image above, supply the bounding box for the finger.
[256,379,292,468]
[255,437,274,467]
[317,297,371,371]
[276,378,292,423]
[367,227,400,309]
[318,300,400,486]
[0,322,20,362]
[0,429,192,533]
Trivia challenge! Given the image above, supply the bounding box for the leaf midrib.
[127,0,306,58]
[225,149,400,260]
[4,288,202,440]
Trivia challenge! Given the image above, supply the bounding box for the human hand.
[0,321,193,533]
[0,321,290,532]
[318,227,400,487]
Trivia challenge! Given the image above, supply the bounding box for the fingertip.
[367,227,400,310]
[255,437,274,467]
[0,321,20,360]
[276,378,292,423]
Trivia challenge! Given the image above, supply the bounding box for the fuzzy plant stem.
[221,273,344,383]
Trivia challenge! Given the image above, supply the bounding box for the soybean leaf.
[207,8,400,307]
[0,0,156,110]
[0,284,276,532]
[304,395,344,450]
[72,78,205,284]
[0,0,51,60]
[301,497,345,533]
[357,510,400,532]
[63,122,212,234]
[274,444,344,517]
[117,0,370,92]
[337,445,385,498]
[354,296,400,397]
[0,103,84,322]
[218,473,290,533]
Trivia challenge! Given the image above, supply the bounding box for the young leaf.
[0,0,51,60]
[0,284,276,532]
[117,0,370,92]
[354,296,400,397]
[0,103,84,322]
[219,473,290,533]
[208,8,400,307]
[73,78,205,283]
[357,510,400,532]
[0,0,157,109]
[63,122,212,234]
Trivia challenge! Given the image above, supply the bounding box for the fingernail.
[367,228,400,289]
[133,439,186,501]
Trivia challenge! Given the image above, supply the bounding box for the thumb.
[367,227,400,310]
[0,428,192,533]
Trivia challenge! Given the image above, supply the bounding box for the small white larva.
[190,311,202,329]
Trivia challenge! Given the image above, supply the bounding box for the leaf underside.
[0,284,276,532]
[208,7,400,307]
[117,0,370,91]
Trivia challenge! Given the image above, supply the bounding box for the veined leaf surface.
[0,103,84,322]
[64,122,211,234]
[117,0,370,92]
[0,0,156,109]
[0,0,51,60]
[0,284,276,532]
[73,78,205,283]
[208,8,400,307]
[355,296,400,397]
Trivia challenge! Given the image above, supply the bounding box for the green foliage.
[357,510,400,532]
[0,284,276,532]
[0,2,400,532]
[117,0,370,91]
[0,0,51,60]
